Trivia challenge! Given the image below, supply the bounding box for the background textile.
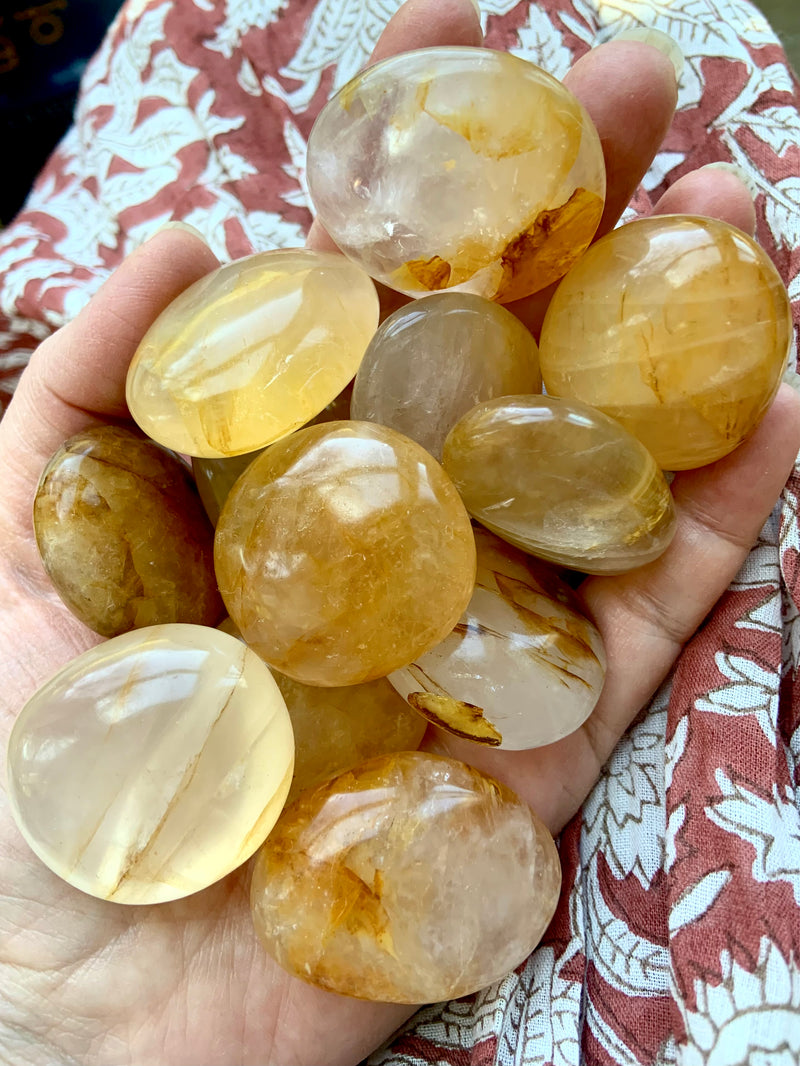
[0,1,798,1062]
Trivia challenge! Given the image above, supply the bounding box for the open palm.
[1,1,798,1063]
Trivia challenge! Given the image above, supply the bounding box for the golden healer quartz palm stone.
[539,215,793,470]
[443,396,676,574]
[351,292,541,460]
[6,625,294,904]
[306,47,606,302]
[125,249,379,458]
[389,526,606,749]
[250,751,561,1003]
[214,420,477,686]
[33,425,223,636]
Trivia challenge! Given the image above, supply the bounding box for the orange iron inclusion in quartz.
[125,249,379,458]
[250,752,561,1003]
[306,46,606,302]
[6,625,294,904]
[33,425,223,637]
[214,420,477,686]
[539,214,793,470]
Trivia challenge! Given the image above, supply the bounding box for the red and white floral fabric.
[1,0,799,1062]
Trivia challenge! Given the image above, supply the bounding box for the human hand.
[1,1,798,1064]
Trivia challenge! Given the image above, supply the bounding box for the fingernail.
[144,221,210,245]
[467,0,482,23]
[701,161,759,200]
[612,27,684,83]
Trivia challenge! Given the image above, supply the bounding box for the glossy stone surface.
[217,617,426,801]
[126,249,379,458]
[351,293,541,460]
[275,673,427,802]
[192,384,355,524]
[214,420,476,685]
[443,396,676,574]
[250,751,560,1003]
[7,625,294,904]
[389,527,606,749]
[307,47,605,302]
[539,215,793,470]
[34,425,223,636]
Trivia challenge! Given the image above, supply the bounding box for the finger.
[0,226,218,538]
[652,163,757,235]
[425,384,800,833]
[505,37,679,334]
[306,0,483,254]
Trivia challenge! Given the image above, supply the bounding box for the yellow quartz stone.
[250,751,561,1003]
[307,47,605,302]
[126,249,379,458]
[443,396,676,574]
[217,617,426,801]
[214,420,477,685]
[389,526,606,749]
[539,214,793,469]
[6,625,294,904]
[33,425,223,636]
[192,383,355,525]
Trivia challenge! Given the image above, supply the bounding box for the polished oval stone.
[351,293,541,460]
[126,249,379,458]
[214,420,477,685]
[250,751,560,1003]
[389,527,606,749]
[6,625,294,904]
[539,214,793,469]
[307,47,605,302]
[217,617,426,801]
[33,425,223,636]
[443,396,676,574]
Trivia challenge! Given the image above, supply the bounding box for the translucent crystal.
[33,425,223,636]
[217,617,426,801]
[6,625,294,904]
[192,384,355,525]
[250,752,560,1003]
[126,249,379,458]
[443,395,676,574]
[351,292,541,460]
[389,526,606,749]
[214,420,477,685]
[539,215,793,469]
[307,47,605,302]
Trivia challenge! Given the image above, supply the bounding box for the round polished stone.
[351,292,541,460]
[389,526,606,749]
[539,214,793,469]
[34,425,223,636]
[126,249,379,458]
[307,47,605,302]
[443,396,676,574]
[7,625,294,904]
[214,420,477,685]
[250,751,560,1003]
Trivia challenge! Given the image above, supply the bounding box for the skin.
[0,1,797,1063]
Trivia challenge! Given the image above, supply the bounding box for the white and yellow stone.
[6,625,294,904]
[126,249,379,458]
